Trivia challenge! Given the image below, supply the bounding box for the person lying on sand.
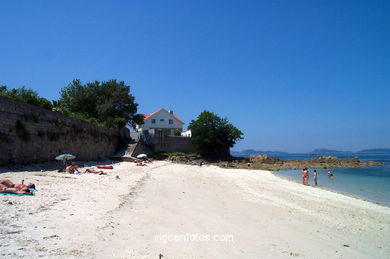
[136,162,147,166]
[148,158,154,163]
[84,169,107,175]
[0,179,36,194]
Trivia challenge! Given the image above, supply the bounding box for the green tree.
[0,86,53,110]
[189,111,243,157]
[59,79,142,128]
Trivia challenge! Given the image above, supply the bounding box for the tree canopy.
[0,86,53,110]
[59,79,143,128]
[189,111,243,157]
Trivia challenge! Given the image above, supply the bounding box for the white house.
[181,129,192,137]
[136,108,185,135]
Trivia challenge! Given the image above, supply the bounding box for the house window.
[151,119,156,124]
[169,119,173,124]
[160,119,165,122]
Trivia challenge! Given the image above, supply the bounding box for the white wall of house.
[181,129,192,137]
[136,109,184,132]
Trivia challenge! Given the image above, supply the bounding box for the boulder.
[249,154,280,163]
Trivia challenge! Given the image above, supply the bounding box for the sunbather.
[0,179,36,194]
[84,169,106,175]
[136,162,147,166]
[65,162,81,174]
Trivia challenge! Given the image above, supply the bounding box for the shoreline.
[1,161,389,258]
[270,170,390,209]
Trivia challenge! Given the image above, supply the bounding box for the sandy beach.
[1,161,389,258]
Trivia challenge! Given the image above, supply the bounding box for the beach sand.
[0,161,389,258]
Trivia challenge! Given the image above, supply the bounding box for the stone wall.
[0,96,119,165]
[152,130,197,153]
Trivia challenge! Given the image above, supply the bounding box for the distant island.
[358,148,390,154]
[231,149,289,157]
[232,148,390,157]
[310,148,351,154]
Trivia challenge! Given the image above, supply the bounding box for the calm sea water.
[272,152,390,207]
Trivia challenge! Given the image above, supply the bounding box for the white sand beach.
[1,161,389,258]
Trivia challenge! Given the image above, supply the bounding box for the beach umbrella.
[56,154,76,165]
[137,154,147,159]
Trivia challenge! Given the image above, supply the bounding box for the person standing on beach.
[305,168,309,185]
[313,169,318,186]
[301,168,309,185]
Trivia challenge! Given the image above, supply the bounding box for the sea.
[271,152,390,207]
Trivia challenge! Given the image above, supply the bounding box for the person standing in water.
[328,169,334,179]
[313,169,318,186]
[305,168,309,185]
[301,168,309,185]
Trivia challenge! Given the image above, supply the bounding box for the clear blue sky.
[1,0,389,152]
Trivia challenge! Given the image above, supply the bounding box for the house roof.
[143,108,184,124]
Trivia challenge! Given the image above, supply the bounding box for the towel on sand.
[0,188,36,196]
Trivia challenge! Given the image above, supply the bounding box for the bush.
[113,117,127,128]
[0,86,53,110]
[173,129,181,136]
[189,111,243,157]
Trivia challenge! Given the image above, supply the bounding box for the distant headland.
[232,148,390,157]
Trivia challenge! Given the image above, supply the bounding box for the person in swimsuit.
[305,168,309,185]
[65,162,82,174]
[84,169,106,175]
[0,179,36,194]
[313,169,318,186]
[328,170,334,179]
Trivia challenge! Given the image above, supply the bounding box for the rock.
[249,154,280,163]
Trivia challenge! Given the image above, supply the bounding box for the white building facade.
[181,129,192,137]
[135,108,184,134]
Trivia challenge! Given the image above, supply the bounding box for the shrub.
[189,110,243,157]
[1,86,53,110]
[113,117,127,129]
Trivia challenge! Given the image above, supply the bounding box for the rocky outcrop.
[241,155,385,170]
[249,154,280,164]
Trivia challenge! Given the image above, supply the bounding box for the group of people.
[135,158,154,166]
[301,168,334,186]
[0,179,36,195]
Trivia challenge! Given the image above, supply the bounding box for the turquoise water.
[272,153,390,207]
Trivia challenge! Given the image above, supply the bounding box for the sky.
[1,0,389,153]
